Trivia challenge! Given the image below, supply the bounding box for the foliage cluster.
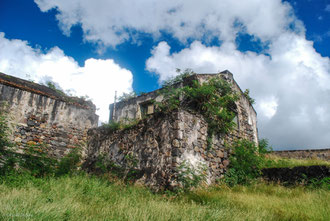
[102,118,140,133]
[0,101,83,178]
[1,144,82,178]
[44,81,67,97]
[117,91,137,102]
[93,153,141,182]
[43,80,92,103]
[176,160,208,192]
[117,91,150,102]
[224,139,272,186]
[158,70,239,148]
[0,103,12,152]
[243,89,255,105]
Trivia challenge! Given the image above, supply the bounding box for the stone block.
[172,148,180,156]
[172,139,180,148]
[217,150,224,158]
[27,120,35,127]
[223,160,229,167]
[174,130,183,140]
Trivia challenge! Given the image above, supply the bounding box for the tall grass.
[0,173,329,221]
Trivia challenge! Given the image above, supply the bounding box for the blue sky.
[0,0,330,149]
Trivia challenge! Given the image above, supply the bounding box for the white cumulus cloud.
[0,33,133,123]
[32,0,330,149]
[34,0,303,47]
[146,35,330,149]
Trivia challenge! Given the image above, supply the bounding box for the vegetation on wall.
[243,89,255,105]
[43,80,92,103]
[0,102,12,152]
[157,69,239,148]
[117,92,137,102]
[0,103,82,177]
[43,80,67,97]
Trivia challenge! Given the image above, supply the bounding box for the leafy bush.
[258,138,273,154]
[55,147,82,176]
[102,121,121,132]
[176,160,208,192]
[93,153,141,182]
[243,89,255,105]
[103,118,141,134]
[0,102,12,151]
[1,140,82,178]
[225,139,268,186]
[308,177,330,190]
[0,102,16,175]
[44,80,67,97]
[117,92,137,102]
[18,144,57,177]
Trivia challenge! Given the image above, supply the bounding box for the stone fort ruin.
[0,70,258,189]
[85,70,258,189]
[0,72,98,158]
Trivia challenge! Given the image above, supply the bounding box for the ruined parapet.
[0,72,99,158]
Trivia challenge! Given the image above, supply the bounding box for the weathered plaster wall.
[86,107,257,190]
[111,89,163,123]
[270,149,330,161]
[0,73,98,158]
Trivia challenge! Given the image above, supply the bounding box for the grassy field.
[263,154,330,168]
[0,173,329,221]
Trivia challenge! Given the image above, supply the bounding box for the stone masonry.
[86,71,258,189]
[0,72,98,158]
[271,149,330,161]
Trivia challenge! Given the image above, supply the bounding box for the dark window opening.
[229,102,239,129]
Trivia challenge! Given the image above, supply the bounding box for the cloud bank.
[0,33,133,123]
[146,37,330,149]
[27,0,330,148]
[34,0,303,47]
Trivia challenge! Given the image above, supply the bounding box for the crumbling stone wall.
[85,107,256,190]
[110,71,258,145]
[0,72,98,158]
[271,149,330,161]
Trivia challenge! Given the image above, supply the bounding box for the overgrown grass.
[264,154,330,168]
[0,173,329,221]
